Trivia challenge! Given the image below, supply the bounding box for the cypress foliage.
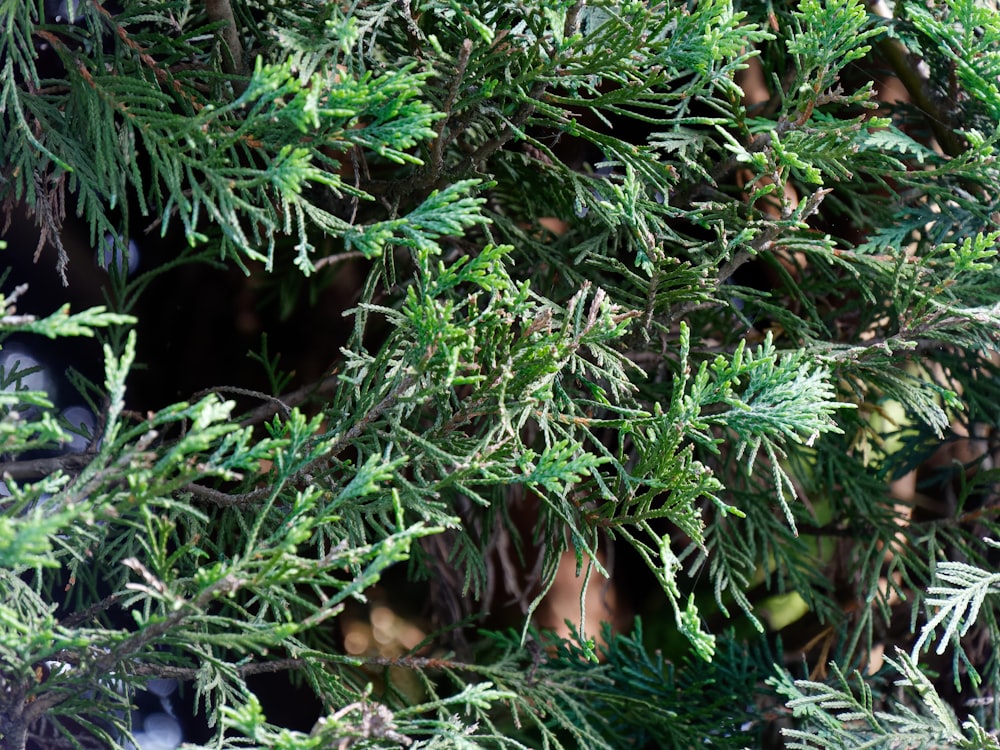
[1,0,999,747]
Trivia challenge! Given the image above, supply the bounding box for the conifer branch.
[185,371,417,507]
[468,80,550,169]
[24,571,244,718]
[665,188,832,326]
[3,1,1000,746]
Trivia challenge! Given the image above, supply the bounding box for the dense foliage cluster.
[1,0,999,747]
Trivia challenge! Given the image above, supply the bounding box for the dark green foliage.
[1,0,1000,747]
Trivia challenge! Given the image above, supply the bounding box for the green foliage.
[1,0,999,747]
[210,620,764,750]
[773,652,999,749]
[907,0,1000,121]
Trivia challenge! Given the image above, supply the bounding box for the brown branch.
[0,452,94,482]
[59,593,120,629]
[40,650,468,688]
[183,481,264,508]
[238,369,342,427]
[189,385,292,420]
[428,39,474,186]
[875,36,965,159]
[0,369,340,489]
[205,0,246,83]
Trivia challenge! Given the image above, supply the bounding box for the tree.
[1,0,999,747]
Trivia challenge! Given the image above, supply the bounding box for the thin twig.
[312,250,370,272]
[184,481,263,508]
[238,370,342,427]
[44,650,469,686]
[428,39,474,185]
[59,593,120,628]
[190,385,291,419]
[326,372,416,458]
[0,370,339,486]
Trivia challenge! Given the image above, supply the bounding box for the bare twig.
[59,593,120,628]
[190,385,292,419]
[25,572,244,718]
[327,373,415,455]
[42,649,469,687]
[3,283,30,308]
[0,453,93,482]
[183,481,264,508]
[312,250,370,272]
[0,369,339,487]
[238,369,342,427]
